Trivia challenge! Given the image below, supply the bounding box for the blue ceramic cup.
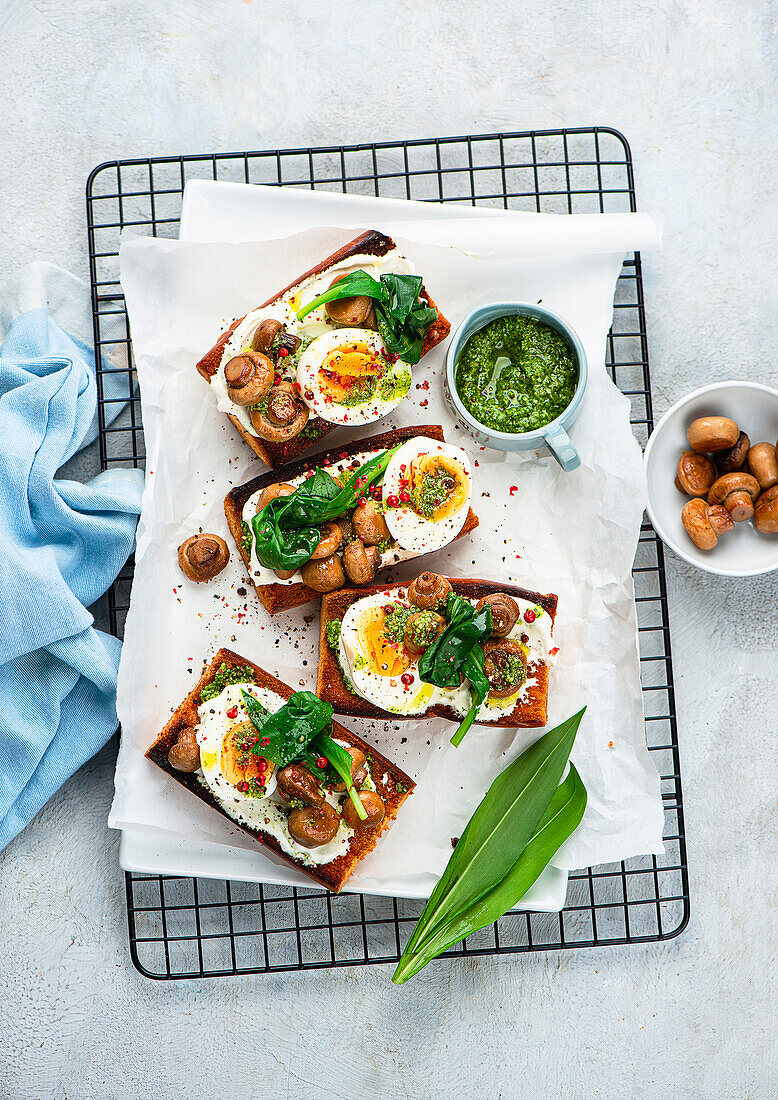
[444,302,588,471]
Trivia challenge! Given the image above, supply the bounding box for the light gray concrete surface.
[1,2,776,1098]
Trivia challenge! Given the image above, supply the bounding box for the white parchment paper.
[110,213,665,891]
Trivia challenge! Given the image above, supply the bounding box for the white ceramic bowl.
[644,381,778,577]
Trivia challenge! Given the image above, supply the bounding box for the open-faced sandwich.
[224,424,479,615]
[146,648,414,892]
[317,573,558,745]
[196,230,450,469]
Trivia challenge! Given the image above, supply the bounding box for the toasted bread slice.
[146,648,414,893]
[224,424,479,615]
[317,580,557,729]
[196,230,451,469]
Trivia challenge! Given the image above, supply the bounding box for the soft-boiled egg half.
[382,438,472,553]
[296,329,411,426]
[339,592,440,716]
[197,683,279,806]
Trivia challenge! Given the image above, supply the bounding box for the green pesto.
[240,520,252,558]
[490,652,526,692]
[377,368,411,403]
[412,468,454,520]
[383,603,412,644]
[298,419,326,441]
[454,315,577,434]
[325,620,358,696]
[199,662,256,703]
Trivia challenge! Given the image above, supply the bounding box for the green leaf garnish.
[239,690,367,821]
[295,269,437,365]
[418,594,494,746]
[392,708,587,984]
[240,689,332,768]
[250,444,402,572]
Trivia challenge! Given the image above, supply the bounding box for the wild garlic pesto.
[455,315,578,434]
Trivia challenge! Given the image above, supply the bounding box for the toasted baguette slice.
[317,580,557,729]
[196,229,451,469]
[224,423,479,615]
[146,648,414,893]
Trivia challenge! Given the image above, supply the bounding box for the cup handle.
[544,424,581,471]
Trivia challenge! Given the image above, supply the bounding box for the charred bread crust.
[146,647,415,893]
[317,580,557,729]
[224,423,479,615]
[196,229,451,469]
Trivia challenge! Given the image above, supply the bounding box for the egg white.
[382,438,472,554]
[296,328,411,426]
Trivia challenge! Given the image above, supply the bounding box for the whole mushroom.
[681,498,735,550]
[408,571,452,611]
[276,764,323,806]
[330,747,368,793]
[476,593,520,637]
[224,351,274,406]
[251,318,282,355]
[168,727,200,772]
[342,790,385,831]
[324,272,374,327]
[255,482,295,514]
[301,554,345,593]
[178,533,230,582]
[250,381,309,442]
[686,416,740,453]
[342,540,381,584]
[747,442,778,491]
[707,471,761,522]
[288,802,341,848]
[675,450,717,496]
[716,431,750,474]
[352,499,391,546]
[754,485,778,534]
[310,521,343,561]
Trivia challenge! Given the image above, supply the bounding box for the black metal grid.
[86,128,689,980]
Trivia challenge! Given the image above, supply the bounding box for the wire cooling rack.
[87,128,689,980]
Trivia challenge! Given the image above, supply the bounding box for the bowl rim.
[444,301,589,443]
[644,379,778,577]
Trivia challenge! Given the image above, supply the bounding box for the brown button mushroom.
[707,472,761,522]
[342,790,385,831]
[288,802,341,848]
[342,540,381,584]
[274,568,297,580]
[408,571,452,610]
[476,593,521,637]
[483,638,527,699]
[352,499,391,545]
[300,554,345,593]
[324,272,373,326]
[686,416,740,453]
[168,727,200,772]
[224,351,274,406]
[754,485,778,534]
[276,764,323,806]
[255,482,296,514]
[178,533,230,582]
[716,431,750,474]
[676,450,717,496]
[330,747,368,793]
[250,381,309,442]
[747,442,778,491]
[403,610,446,655]
[251,318,283,355]
[681,498,734,550]
[333,516,355,544]
[310,521,343,561]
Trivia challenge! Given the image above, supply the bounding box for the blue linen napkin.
[0,284,144,851]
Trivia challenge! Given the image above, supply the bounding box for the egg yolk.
[357,607,411,677]
[318,343,384,403]
[221,722,272,789]
[410,455,469,521]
